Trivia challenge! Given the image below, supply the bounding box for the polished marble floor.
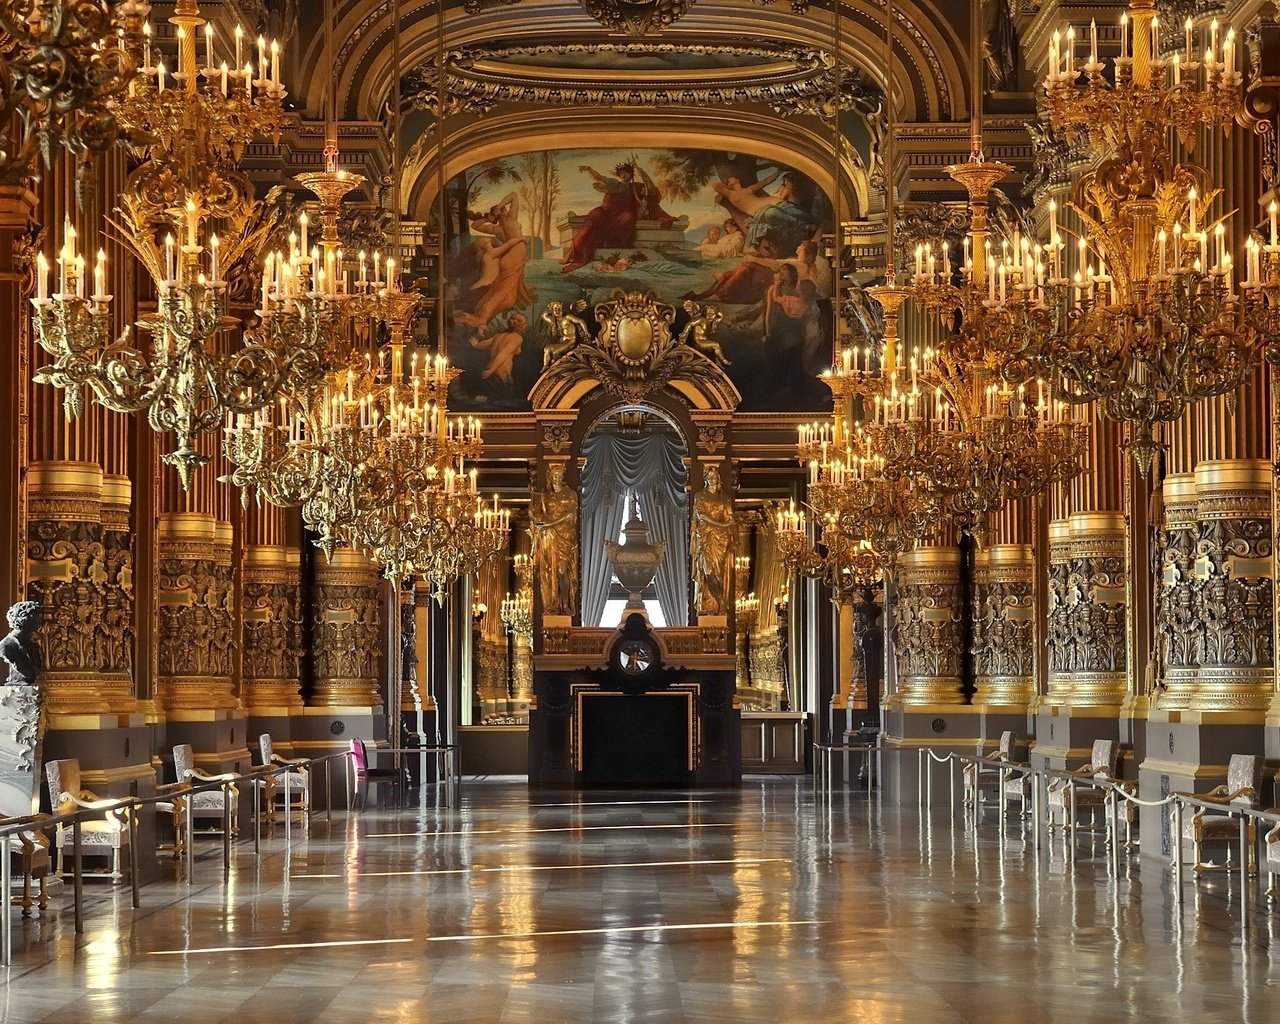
[2,777,1278,1023]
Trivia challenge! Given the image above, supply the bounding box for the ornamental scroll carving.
[971,578,1035,680]
[1195,515,1273,670]
[157,554,235,681]
[312,585,382,685]
[1157,497,1200,673]
[97,512,134,676]
[893,582,963,682]
[242,579,302,683]
[1071,551,1128,674]
[25,519,106,676]
[1045,557,1074,677]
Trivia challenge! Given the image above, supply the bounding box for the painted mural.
[439,147,835,412]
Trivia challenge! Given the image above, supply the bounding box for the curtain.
[580,430,689,627]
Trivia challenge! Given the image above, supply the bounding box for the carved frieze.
[312,549,383,708]
[893,548,963,704]
[971,545,1035,706]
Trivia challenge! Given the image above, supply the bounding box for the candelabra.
[29,0,297,488]
[500,555,534,639]
[1006,0,1277,473]
[0,0,147,187]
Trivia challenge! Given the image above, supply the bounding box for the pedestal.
[1030,707,1122,771]
[0,685,43,816]
[880,706,983,806]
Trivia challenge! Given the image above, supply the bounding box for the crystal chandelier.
[30,0,294,488]
[1002,0,1275,472]
[0,0,147,188]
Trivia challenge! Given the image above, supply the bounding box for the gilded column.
[1156,473,1199,706]
[155,511,237,711]
[1045,519,1074,704]
[240,504,302,717]
[311,548,383,708]
[893,546,963,705]
[1179,460,1273,712]
[972,544,1035,707]
[1065,511,1128,706]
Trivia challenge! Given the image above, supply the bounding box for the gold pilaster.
[240,544,303,714]
[1157,473,1199,707]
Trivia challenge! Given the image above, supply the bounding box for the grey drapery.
[580,430,689,627]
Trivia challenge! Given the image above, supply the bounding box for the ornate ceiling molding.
[402,39,859,115]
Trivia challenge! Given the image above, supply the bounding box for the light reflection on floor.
[2,779,1277,1023]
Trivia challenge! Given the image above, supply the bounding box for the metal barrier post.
[998,764,1007,825]
[345,754,352,810]
[222,782,232,881]
[128,808,140,909]
[1,833,12,966]
[1068,780,1077,861]
[1172,800,1184,903]
[866,745,873,801]
[1108,791,1120,876]
[1239,814,1250,912]
[949,756,956,816]
[284,771,292,844]
[186,789,195,883]
[72,820,83,935]
[917,748,924,808]
[253,780,262,855]
[924,751,932,808]
[325,758,332,819]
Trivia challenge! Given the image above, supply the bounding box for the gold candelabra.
[30,0,296,488]
[500,555,534,639]
[1002,0,1276,472]
[0,0,147,188]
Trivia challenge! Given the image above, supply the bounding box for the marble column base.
[1030,707,1123,772]
[974,708,1032,764]
[1137,714,1271,861]
[880,706,983,806]
[288,705,387,758]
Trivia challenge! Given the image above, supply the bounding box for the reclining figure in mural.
[540,299,594,368]
[1,601,42,686]
[678,301,729,366]
[530,463,580,618]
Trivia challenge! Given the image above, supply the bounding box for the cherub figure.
[679,300,730,366]
[0,601,42,686]
[540,299,592,368]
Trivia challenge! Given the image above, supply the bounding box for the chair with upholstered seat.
[256,733,308,822]
[173,744,237,838]
[1045,739,1121,837]
[962,731,1014,810]
[4,815,51,916]
[1180,754,1264,876]
[43,759,130,880]
[1264,811,1280,899]
[349,739,402,809]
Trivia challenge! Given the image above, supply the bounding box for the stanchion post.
[1172,800,1184,903]
[186,788,195,883]
[128,806,140,909]
[222,783,232,881]
[1,831,12,966]
[72,820,83,935]
[1109,790,1120,876]
[325,758,332,819]
[949,756,956,816]
[283,771,292,844]
[253,779,262,855]
[1240,813,1250,914]
[1068,780,1077,860]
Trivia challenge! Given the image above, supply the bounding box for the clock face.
[618,639,655,675]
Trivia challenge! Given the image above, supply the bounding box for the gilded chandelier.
[30,0,294,488]
[0,0,147,187]
[999,0,1277,472]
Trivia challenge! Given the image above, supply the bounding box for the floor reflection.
[1,778,1276,1023]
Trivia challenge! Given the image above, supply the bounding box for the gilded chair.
[173,744,237,838]
[256,733,308,821]
[153,774,187,857]
[43,759,130,880]
[962,731,1014,809]
[1264,811,1279,899]
[1181,754,1264,876]
[1045,739,1121,835]
[4,815,51,916]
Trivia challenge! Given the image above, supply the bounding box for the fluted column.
[893,546,963,705]
[311,548,383,708]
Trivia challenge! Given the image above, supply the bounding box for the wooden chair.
[43,759,130,880]
[173,744,237,838]
[1045,739,1121,836]
[1181,754,1264,876]
[963,731,1014,809]
[4,815,51,916]
[256,733,308,822]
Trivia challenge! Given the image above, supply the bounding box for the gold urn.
[604,498,666,611]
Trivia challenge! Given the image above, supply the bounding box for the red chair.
[349,739,402,808]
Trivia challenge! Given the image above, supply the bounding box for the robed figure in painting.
[561,162,675,272]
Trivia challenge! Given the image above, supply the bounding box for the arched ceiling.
[297,0,970,127]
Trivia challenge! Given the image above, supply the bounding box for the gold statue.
[530,463,580,617]
[540,299,592,368]
[679,300,729,366]
[691,464,734,615]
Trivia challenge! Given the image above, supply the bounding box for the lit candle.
[184,196,199,250]
[1185,17,1193,63]
[271,40,280,86]
[157,60,166,91]
[299,211,308,256]
[1172,51,1180,86]
[1089,19,1098,66]
[1150,16,1159,62]
[1120,14,1128,60]
[220,61,228,97]
[1187,187,1197,236]
[36,252,47,302]
[257,35,266,76]
[235,24,243,70]
[1270,201,1278,247]
[1158,229,1168,275]
[205,23,215,71]
[143,21,152,72]
[210,233,220,282]
[93,248,106,301]
[164,232,175,282]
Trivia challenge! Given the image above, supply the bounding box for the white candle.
[1271,201,1278,247]
[1185,17,1193,62]
[143,21,152,71]
[164,233,175,282]
[36,252,47,302]
[1120,14,1128,60]
[235,24,243,70]
[299,211,308,255]
[157,60,166,91]
[1089,19,1098,65]
[93,248,106,300]
[257,36,266,76]
[1150,16,1159,62]
[1188,187,1197,236]
[271,40,280,85]
[221,62,228,97]
[244,62,253,101]
[184,196,199,249]
[205,23,214,71]
[210,233,220,282]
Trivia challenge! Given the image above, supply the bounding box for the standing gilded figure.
[530,463,580,617]
[691,465,735,615]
